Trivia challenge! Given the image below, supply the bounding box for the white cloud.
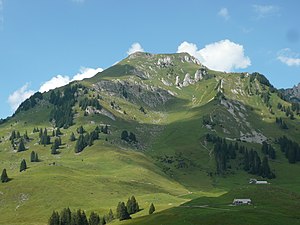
[39,67,103,93]
[8,84,35,111]
[8,66,103,113]
[277,48,300,66]
[127,42,144,55]
[218,8,230,20]
[177,40,251,72]
[253,4,279,18]
[72,67,103,81]
[39,75,71,93]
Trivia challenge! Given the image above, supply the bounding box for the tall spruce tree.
[106,209,114,222]
[18,138,26,152]
[70,132,76,142]
[116,202,131,221]
[1,169,9,183]
[60,207,71,225]
[149,203,155,214]
[48,210,60,225]
[89,211,100,225]
[20,159,27,172]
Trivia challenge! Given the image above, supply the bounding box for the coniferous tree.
[35,152,39,162]
[121,130,128,141]
[101,216,106,225]
[18,138,26,152]
[9,130,16,141]
[30,151,36,162]
[70,132,76,142]
[106,209,114,222]
[149,203,155,215]
[23,130,29,141]
[126,196,139,214]
[60,207,71,225]
[77,126,85,134]
[1,169,9,183]
[116,202,131,221]
[20,159,27,172]
[89,211,100,225]
[51,143,58,155]
[49,210,60,225]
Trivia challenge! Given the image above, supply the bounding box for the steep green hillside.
[0,52,300,225]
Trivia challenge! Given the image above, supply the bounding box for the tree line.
[205,133,275,178]
[48,196,156,225]
[276,136,300,163]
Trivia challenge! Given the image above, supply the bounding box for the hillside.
[1,52,300,225]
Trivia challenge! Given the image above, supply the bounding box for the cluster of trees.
[205,133,275,178]
[121,130,137,143]
[260,92,271,107]
[277,103,295,119]
[276,136,300,163]
[116,196,142,221]
[30,151,39,162]
[49,85,79,128]
[49,208,107,225]
[48,197,155,224]
[39,128,51,146]
[291,102,300,115]
[206,134,236,174]
[261,142,276,159]
[243,149,275,178]
[275,117,288,129]
[51,137,62,154]
[75,126,100,153]
[10,130,29,151]
[250,72,273,87]
[79,97,102,111]
[15,92,43,114]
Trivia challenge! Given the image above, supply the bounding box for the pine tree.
[17,138,26,152]
[20,159,27,172]
[70,132,76,142]
[9,130,16,141]
[89,211,100,225]
[116,202,130,221]
[121,130,128,141]
[106,209,114,222]
[30,151,36,162]
[149,203,155,215]
[1,168,9,183]
[60,207,71,225]
[48,210,60,225]
[101,216,106,225]
[51,143,58,155]
[23,130,29,141]
[35,152,39,162]
[126,196,139,214]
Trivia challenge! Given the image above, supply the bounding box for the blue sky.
[0,0,300,119]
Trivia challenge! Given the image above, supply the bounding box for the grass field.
[1,53,300,225]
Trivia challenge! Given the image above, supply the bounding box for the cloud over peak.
[8,84,35,111]
[177,40,251,72]
[39,67,103,93]
[8,66,103,112]
[127,42,144,55]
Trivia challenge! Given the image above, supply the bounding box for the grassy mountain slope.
[0,52,300,224]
